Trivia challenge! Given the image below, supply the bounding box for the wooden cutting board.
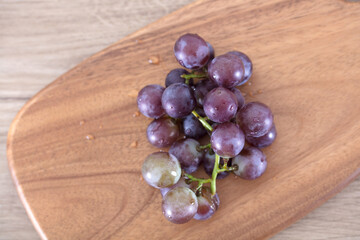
[7,0,360,239]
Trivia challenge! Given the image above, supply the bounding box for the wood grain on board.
[4,0,360,239]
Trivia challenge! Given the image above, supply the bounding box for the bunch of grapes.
[137,33,276,224]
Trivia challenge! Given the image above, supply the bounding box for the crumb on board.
[130,141,138,148]
[135,39,143,44]
[139,174,143,181]
[257,89,263,94]
[248,91,253,97]
[85,134,95,141]
[148,56,160,65]
[99,124,103,129]
[133,111,140,117]
[79,120,85,126]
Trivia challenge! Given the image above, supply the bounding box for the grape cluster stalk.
[137,33,277,224]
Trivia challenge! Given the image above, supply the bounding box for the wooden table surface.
[1,1,359,239]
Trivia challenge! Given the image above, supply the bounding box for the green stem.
[211,154,221,195]
[195,183,204,193]
[192,110,213,132]
[181,73,207,80]
[184,173,211,184]
[218,166,238,172]
[198,143,212,150]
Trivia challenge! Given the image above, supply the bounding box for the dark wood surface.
[6,0,360,239]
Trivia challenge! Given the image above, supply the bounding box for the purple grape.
[137,84,165,119]
[194,187,220,220]
[160,177,196,197]
[162,187,198,224]
[147,118,179,148]
[236,102,273,137]
[246,124,277,148]
[208,54,244,88]
[207,42,215,62]
[227,51,252,86]
[202,150,229,179]
[193,79,217,106]
[165,68,192,87]
[232,146,267,180]
[142,152,181,188]
[174,33,210,69]
[162,83,196,118]
[203,87,238,123]
[169,138,203,174]
[211,122,245,158]
[230,87,245,110]
[183,114,207,139]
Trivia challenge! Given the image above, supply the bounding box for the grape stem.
[218,166,238,172]
[198,143,212,150]
[184,173,211,185]
[210,154,221,195]
[188,110,234,195]
[181,73,207,80]
[191,110,213,132]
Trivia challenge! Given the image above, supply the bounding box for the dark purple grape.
[162,83,196,118]
[208,54,244,88]
[232,146,267,180]
[137,84,165,119]
[147,118,179,148]
[246,124,277,148]
[174,33,210,69]
[160,177,196,197]
[227,51,252,86]
[202,150,229,179]
[230,87,245,110]
[211,122,245,158]
[165,68,192,87]
[207,42,215,62]
[169,138,203,174]
[203,87,238,123]
[193,79,217,106]
[194,187,219,220]
[236,102,273,137]
[142,152,181,188]
[183,114,207,139]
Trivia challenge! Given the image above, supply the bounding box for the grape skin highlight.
[210,122,245,158]
[174,33,210,69]
[208,54,245,88]
[232,146,267,180]
[169,138,203,174]
[162,83,196,118]
[203,87,238,123]
[142,152,181,189]
[162,187,198,224]
[146,118,179,148]
[236,102,273,137]
[137,84,165,119]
